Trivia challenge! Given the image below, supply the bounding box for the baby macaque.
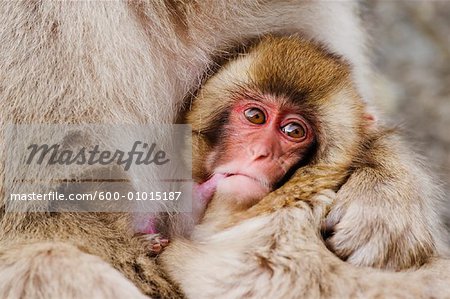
[145,41,338,249]
[158,35,450,298]
[162,35,447,270]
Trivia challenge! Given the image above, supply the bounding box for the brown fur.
[187,37,366,181]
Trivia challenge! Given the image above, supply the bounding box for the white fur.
[0,1,372,297]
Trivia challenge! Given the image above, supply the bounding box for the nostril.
[248,146,270,160]
[255,152,272,161]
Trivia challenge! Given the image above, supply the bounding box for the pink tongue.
[194,173,227,204]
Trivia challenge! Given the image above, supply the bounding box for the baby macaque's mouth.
[223,172,252,179]
[221,172,264,186]
[223,173,232,178]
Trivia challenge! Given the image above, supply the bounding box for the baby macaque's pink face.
[142,95,315,243]
[202,95,315,205]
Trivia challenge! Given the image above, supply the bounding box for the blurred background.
[365,1,450,232]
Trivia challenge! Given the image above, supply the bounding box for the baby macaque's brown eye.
[281,122,306,139]
[244,108,266,124]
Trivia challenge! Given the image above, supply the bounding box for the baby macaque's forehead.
[243,36,352,104]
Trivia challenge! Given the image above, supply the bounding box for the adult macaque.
[160,35,450,298]
[0,1,375,298]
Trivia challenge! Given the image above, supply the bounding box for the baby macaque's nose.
[248,142,272,160]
